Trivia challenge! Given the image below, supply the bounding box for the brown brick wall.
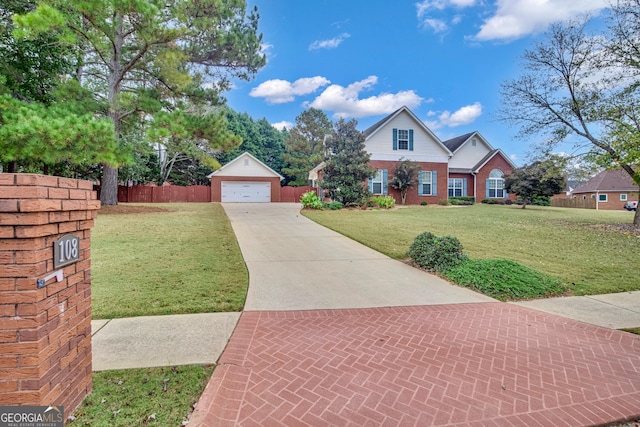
[0,173,99,415]
[369,160,448,205]
[475,154,517,201]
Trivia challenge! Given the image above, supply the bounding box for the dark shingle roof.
[572,169,638,194]
[362,107,403,138]
[442,132,475,153]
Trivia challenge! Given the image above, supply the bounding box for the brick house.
[571,169,639,210]
[311,106,516,204]
[443,131,516,202]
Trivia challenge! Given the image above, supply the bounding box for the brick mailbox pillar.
[0,173,100,415]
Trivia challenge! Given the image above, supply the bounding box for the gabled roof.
[207,151,284,180]
[472,149,516,172]
[572,169,638,194]
[362,106,453,156]
[442,132,476,153]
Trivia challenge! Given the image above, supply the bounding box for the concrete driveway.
[223,203,495,311]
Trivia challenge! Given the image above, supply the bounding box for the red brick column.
[0,173,99,415]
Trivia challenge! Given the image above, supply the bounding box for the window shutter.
[393,128,398,150]
[462,178,467,197]
[383,169,388,195]
[418,171,424,196]
[368,177,373,193]
[409,129,414,151]
[486,179,490,198]
[432,171,437,196]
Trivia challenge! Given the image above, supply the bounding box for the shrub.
[371,195,395,209]
[443,259,566,301]
[300,191,323,209]
[481,198,505,205]
[449,196,475,206]
[323,201,343,210]
[438,199,450,206]
[420,201,428,206]
[531,195,551,206]
[408,232,468,272]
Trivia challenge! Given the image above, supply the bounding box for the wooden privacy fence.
[280,185,316,203]
[117,184,316,203]
[551,197,596,209]
[118,185,211,203]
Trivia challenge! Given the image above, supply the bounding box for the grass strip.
[443,259,567,301]
[92,203,248,319]
[69,365,214,426]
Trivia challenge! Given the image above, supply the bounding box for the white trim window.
[621,194,628,201]
[598,194,608,202]
[418,171,433,196]
[448,178,464,197]
[369,169,388,195]
[487,169,505,198]
[398,129,409,150]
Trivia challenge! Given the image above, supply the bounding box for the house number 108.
[53,234,80,268]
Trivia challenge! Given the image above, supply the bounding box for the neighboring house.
[311,106,516,205]
[571,169,639,210]
[208,152,284,202]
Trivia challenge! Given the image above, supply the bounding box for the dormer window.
[393,128,413,151]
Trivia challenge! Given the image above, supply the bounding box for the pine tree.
[321,118,375,206]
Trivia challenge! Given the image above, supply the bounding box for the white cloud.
[416,0,476,15]
[426,102,483,129]
[474,0,609,41]
[249,76,331,104]
[423,18,449,33]
[271,121,293,131]
[416,0,476,31]
[309,33,351,50]
[308,76,424,118]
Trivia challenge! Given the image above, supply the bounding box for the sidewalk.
[91,291,640,371]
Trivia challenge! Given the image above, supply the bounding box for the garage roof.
[208,152,284,180]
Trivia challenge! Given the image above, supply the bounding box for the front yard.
[303,204,640,296]
[92,203,248,319]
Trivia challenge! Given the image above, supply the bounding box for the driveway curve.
[223,203,495,311]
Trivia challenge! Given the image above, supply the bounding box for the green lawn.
[70,365,213,426]
[91,203,248,319]
[303,204,640,296]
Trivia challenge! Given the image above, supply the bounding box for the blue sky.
[225,0,611,165]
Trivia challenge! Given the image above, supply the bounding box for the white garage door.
[221,182,271,203]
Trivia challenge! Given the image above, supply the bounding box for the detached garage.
[209,152,284,203]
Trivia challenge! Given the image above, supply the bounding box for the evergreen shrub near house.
[420,201,428,206]
[531,195,551,206]
[438,199,450,206]
[481,198,506,205]
[449,196,475,206]
[324,201,343,210]
[371,195,395,209]
[408,232,468,272]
